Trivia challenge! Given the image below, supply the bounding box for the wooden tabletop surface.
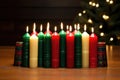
[0,45,120,80]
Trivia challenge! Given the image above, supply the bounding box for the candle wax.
[74,31,82,68]
[51,32,60,68]
[30,34,38,68]
[82,31,89,68]
[22,32,30,67]
[59,30,66,67]
[89,33,98,68]
[43,33,51,68]
[38,32,44,67]
[66,32,74,68]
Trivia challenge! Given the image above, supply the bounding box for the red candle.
[89,27,98,68]
[66,26,74,68]
[31,23,38,35]
[66,25,70,35]
[44,22,52,35]
[51,26,60,68]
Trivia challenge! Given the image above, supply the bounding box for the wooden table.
[0,45,120,80]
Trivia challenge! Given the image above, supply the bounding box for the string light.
[78,13,82,17]
[100,32,105,36]
[92,2,96,6]
[96,3,99,7]
[106,0,110,2]
[89,1,92,5]
[88,18,93,24]
[110,37,114,41]
[99,25,103,29]
[102,14,109,20]
[106,0,114,4]
[83,10,86,14]
[109,0,113,4]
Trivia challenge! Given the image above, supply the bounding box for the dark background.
[0,0,82,45]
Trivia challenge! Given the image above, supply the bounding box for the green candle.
[38,25,44,67]
[43,24,51,68]
[22,26,30,67]
[59,22,66,67]
[74,24,82,68]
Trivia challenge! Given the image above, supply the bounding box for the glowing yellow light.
[100,32,105,36]
[84,24,87,31]
[109,0,113,4]
[88,18,93,24]
[91,27,94,33]
[89,1,92,5]
[117,37,120,40]
[26,26,29,33]
[78,13,82,16]
[40,24,43,32]
[69,25,72,32]
[110,37,114,41]
[96,3,99,7]
[54,26,57,32]
[92,2,96,6]
[74,24,77,30]
[83,10,86,14]
[99,25,103,29]
[102,14,109,20]
[106,0,110,2]
[60,22,63,30]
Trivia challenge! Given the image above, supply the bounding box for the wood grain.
[0,45,120,80]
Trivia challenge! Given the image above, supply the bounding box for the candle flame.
[40,24,43,32]
[60,22,63,30]
[66,25,69,30]
[69,25,72,32]
[91,27,94,33]
[84,24,87,31]
[74,24,77,30]
[77,24,80,30]
[54,26,57,32]
[26,26,29,33]
[33,22,36,32]
[47,22,50,32]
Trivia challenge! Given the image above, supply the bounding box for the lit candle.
[59,22,66,67]
[74,24,82,68]
[22,26,30,67]
[72,24,77,34]
[38,24,44,67]
[66,26,74,68]
[44,22,52,35]
[89,27,98,68]
[29,26,38,68]
[51,26,60,68]
[31,22,38,35]
[82,24,89,68]
[66,25,70,35]
[43,23,51,68]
